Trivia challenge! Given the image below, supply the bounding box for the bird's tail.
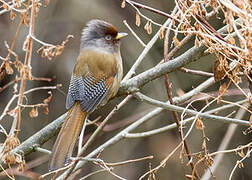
[49,102,87,171]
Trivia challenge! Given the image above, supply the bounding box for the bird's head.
[81,19,127,53]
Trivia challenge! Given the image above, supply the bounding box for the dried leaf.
[213,60,226,82]
[237,149,245,158]
[13,75,18,94]
[34,1,41,15]
[202,139,207,150]
[227,24,233,33]
[4,136,20,153]
[21,65,33,80]
[206,156,214,167]
[228,36,235,45]
[21,12,30,26]
[45,0,50,6]
[5,62,13,75]
[15,0,22,7]
[238,161,244,168]
[54,45,64,56]
[5,154,16,164]
[121,0,126,8]
[22,37,30,51]
[196,118,205,130]
[43,91,52,104]
[195,36,201,47]
[147,22,152,34]
[233,1,245,9]
[217,82,228,104]
[10,10,17,21]
[144,21,149,31]
[18,159,26,171]
[43,106,49,115]
[159,27,164,39]
[2,4,9,10]
[135,12,141,27]
[173,36,181,46]
[29,107,38,118]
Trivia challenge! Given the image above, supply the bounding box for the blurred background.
[0,0,251,179]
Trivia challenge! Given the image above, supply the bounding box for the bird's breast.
[75,49,119,79]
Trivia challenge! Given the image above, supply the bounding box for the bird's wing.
[66,73,114,113]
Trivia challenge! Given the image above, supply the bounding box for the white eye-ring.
[105,35,112,40]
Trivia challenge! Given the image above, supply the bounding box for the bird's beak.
[116,32,128,40]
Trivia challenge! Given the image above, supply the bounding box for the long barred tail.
[49,102,87,171]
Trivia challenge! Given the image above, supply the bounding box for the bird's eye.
[105,35,112,40]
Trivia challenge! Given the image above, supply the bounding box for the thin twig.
[179,67,213,77]
[124,99,248,138]
[134,92,249,126]
[163,17,198,178]
[0,76,52,93]
[125,0,180,22]
[202,102,250,180]
[122,7,178,82]
[79,169,110,180]
[123,20,146,47]
[105,155,153,166]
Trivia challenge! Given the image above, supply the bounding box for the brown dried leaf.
[4,136,20,153]
[43,106,49,115]
[195,36,201,47]
[228,36,236,45]
[5,153,16,164]
[173,36,181,47]
[15,0,22,7]
[21,12,30,26]
[144,21,149,31]
[237,149,245,158]
[45,0,50,6]
[147,22,152,34]
[18,159,26,171]
[34,1,41,15]
[206,156,214,167]
[238,161,244,168]
[202,138,207,150]
[21,65,33,80]
[159,27,164,39]
[55,45,64,56]
[22,37,30,51]
[10,10,17,21]
[136,12,141,27]
[196,118,205,130]
[213,60,226,82]
[121,0,126,8]
[227,24,233,33]
[43,91,52,104]
[29,107,38,118]
[2,4,9,10]
[217,82,228,104]
[5,62,13,75]
[13,75,19,94]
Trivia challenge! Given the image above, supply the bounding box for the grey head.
[81,19,127,53]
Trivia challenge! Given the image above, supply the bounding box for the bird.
[49,19,127,171]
